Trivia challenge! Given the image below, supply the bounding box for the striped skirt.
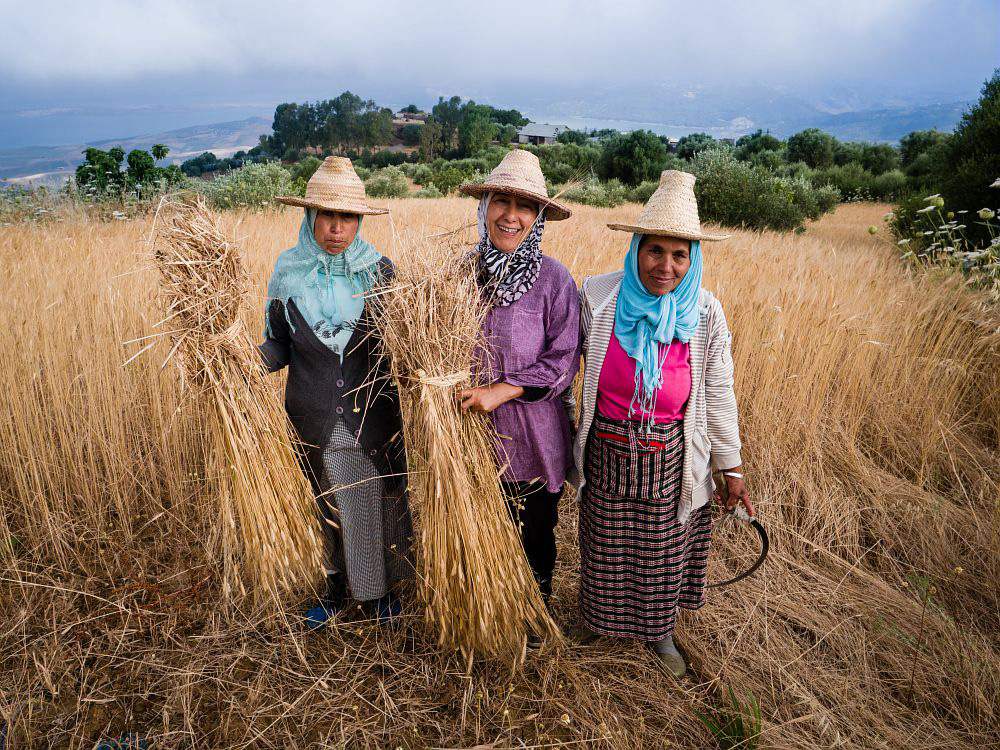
[317,421,414,602]
[579,413,713,641]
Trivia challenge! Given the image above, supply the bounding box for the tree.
[557,129,589,145]
[676,132,717,161]
[899,129,949,170]
[497,124,518,144]
[735,129,782,156]
[401,104,420,114]
[458,103,499,156]
[75,147,125,193]
[859,143,899,175]
[937,68,1000,242]
[490,107,529,127]
[399,124,422,146]
[597,130,669,186]
[418,119,443,161]
[151,144,169,161]
[126,149,157,185]
[271,102,313,154]
[787,128,836,168]
[833,141,865,167]
[431,95,464,152]
[360,107,395,148]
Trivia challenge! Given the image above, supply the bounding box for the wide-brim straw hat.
[459,149,572,221]
[608,170,730,241]
[276,156,388,215]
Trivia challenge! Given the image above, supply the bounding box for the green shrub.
[561,177,629,208]
[597,130,670,186]
[0,185,60,224]
[807,164,908,202]
[412,185,444,199]
[288,156,322,184]
[431,166,469,195]
[199,161,294,211]
[353,165,373,181]
[400,163,434,185]
[813,184,842,215]
[364,166,409,198]
[936,69,1000,245]
[889,189,1000,299]
[692,148,835,232]
[543,161,577,185]
[869,170,908,201]
[628,180,659,204]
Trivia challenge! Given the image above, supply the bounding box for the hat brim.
[606,223,731,241]
[458,184,572,221]
[276,196,389,215]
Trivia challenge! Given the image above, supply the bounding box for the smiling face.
[636,235,691,295]
[486,193,540,253]
[313,209,359,255]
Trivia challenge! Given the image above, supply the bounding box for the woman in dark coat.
[260,157,413,627]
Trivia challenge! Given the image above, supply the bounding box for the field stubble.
[1,199,999,748]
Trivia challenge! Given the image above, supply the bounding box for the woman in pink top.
[571,171,753,678]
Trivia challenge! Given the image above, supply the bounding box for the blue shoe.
[304,573,347,631]
[371,593,402,625]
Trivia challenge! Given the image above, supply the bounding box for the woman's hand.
[458,383,525,413]
[715,467,754,517]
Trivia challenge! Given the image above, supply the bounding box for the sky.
[0,0,997,148]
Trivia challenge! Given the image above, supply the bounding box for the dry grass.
[151,199,323,602]
[1,199,999,748]
[372,235,558,663]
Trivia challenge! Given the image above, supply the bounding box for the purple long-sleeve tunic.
[479,255,581,490]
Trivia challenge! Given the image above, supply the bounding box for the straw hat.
[607,170,730,241]
[276,156,388,215]
[459,150,572,221]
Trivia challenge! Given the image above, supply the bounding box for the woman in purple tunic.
[456,150,580,606]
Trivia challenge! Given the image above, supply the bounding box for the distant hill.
[521,84,970,142]
[0,86,973,188]
[0,116,270,187]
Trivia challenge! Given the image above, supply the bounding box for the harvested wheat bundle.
[374,234,560,663]
[153,198,323,603]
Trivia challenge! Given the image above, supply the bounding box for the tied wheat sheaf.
[152,198,322,602]
[374,234,560,662]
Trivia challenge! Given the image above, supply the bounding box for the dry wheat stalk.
[152,198,323,602]
[374,232,560,664]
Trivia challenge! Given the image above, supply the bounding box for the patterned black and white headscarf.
[475,193,546,307]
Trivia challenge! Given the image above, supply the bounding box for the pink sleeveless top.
[596,325,691,424]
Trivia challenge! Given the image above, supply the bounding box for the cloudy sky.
[0,0,997,147]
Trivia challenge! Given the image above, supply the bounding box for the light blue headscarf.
[613,233,703,424]
[265,208,381,354]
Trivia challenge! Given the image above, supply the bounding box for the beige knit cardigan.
[568,270,743,524]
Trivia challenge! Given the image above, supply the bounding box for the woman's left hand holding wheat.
[458,383,525,413]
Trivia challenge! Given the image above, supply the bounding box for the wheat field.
[1,199,998,748]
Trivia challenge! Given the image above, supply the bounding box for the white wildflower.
[916,205,936,214]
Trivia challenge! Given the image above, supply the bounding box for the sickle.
[706,506,769,589]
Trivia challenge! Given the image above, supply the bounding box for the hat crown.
[457,148,573,220]
[305,156,367,201]
[276,155,386,215]
[482,150,547,196]
[637,170,701,230]
[606,168,729,241]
